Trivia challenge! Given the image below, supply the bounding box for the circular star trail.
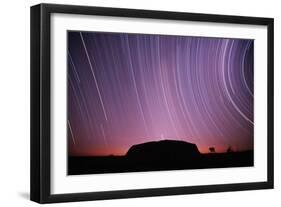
[67,31,253,156]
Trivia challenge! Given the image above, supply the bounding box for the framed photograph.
[30,3,274,203]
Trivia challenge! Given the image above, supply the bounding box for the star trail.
[67,31,253,156]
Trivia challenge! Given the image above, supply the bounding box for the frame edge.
[267,18,274,189]
[30,3,274,203]
[30,4,42,203]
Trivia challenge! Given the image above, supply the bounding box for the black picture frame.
[30,3,274,203]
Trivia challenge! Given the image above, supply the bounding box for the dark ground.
[68,151,253,175]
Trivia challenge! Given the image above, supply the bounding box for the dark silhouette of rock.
[126,140,200,163]
[68,140,254,175]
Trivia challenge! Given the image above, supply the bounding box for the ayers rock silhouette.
[126,140,200,163]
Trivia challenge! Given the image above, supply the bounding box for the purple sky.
[67,31,253,156]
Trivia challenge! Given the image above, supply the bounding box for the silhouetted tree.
[226,146,233,153]
[209,147,215,153]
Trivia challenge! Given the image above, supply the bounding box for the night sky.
[67,31,253,156]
